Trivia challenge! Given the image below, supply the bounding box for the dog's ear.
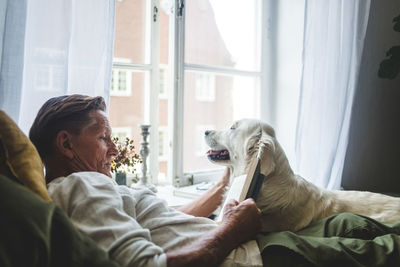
[245,126,276,176]
[257,130,276,177]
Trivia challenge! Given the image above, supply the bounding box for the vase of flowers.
[111,136,141,185]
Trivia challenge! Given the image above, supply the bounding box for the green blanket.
[257,213,400,267]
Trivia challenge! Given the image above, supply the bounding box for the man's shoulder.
[70,171,115,184]
[48,172,116,195]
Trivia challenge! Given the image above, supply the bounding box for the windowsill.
[154,182,216,209]
[155,185,193,209]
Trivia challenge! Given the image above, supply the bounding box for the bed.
[1,109,400,267]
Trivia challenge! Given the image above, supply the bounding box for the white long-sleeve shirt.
[47,172,262,267]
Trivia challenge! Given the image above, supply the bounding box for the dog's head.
[205,119,279,177]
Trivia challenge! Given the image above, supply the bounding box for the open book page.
[240,157,260,201]
[215,157,261,223]
[216,174,247,222]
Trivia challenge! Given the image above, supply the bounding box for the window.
[195,72,215,102]
[109,0,270,187]
[110,69,132,96]
[159,66,168,99]
[33,48,66,92]
[112,127,132,140]
[180,0,265,184]
[34,65,65,92]
[158,127,168,161]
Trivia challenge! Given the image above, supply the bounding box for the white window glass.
[195,72,215,102]
[159,66,168,99]
[34,64,65,92]
[109,70,147,149]
[185,0,261,71]
[181,0,262,179]
[109,0,264,186]
[183,73,260,173]
[52,66,64,90]
[34,65,51,90]
[112,127,132,140]
[158,126,168,161]
[111,69,132,96]
[113,0,149,64]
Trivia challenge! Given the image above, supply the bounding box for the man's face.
[69,110,118,177]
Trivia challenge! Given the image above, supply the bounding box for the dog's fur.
[205,118,400,232]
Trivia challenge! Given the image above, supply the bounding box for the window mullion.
[112,62,152,70]
[185,63,261,77]
[149,0,160,185]
[168,0,186,187]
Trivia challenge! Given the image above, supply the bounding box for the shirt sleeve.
[47,172,167,267]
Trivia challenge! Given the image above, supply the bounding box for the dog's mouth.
[206,149,230,161]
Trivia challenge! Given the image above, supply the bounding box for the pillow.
[0,110,51,201]
[0,174,120,267]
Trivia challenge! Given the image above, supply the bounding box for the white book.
[216,157,263,222]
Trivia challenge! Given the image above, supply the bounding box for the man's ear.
[257,130,276,176]
[55,130,74,159]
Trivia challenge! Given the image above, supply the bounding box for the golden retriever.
[205,118,400,232]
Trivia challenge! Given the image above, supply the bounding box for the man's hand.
[167,198,261,267]
[220,198,262,244]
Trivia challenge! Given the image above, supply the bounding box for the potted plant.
[111,136,141,185]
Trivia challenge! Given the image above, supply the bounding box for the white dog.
[205,118,400,232]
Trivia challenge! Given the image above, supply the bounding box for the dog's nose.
[205,130,211,136]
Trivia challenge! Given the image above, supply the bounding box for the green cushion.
[0,110,51,201]
[0,174,120,267]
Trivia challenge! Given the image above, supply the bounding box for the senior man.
[29,94,262,267]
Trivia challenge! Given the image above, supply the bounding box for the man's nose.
[109,140,119,157]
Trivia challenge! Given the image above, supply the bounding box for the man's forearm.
[166,222,240,267]
[178,181,226,217]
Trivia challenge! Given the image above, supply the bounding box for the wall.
[341,0,400,193]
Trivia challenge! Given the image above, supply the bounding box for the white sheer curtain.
[295,0,371,189]
[0,0,115,133]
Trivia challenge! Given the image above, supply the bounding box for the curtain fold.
[295,0,371,189]
[0,0,28,122]
[0,0,115,133]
